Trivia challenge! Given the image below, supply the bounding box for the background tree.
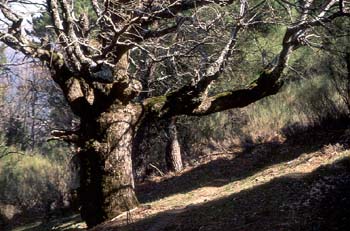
[0,61,76,152]
[0,0,349,227]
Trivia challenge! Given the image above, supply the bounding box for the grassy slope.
[93,130,350,231]
[10,129,350,231]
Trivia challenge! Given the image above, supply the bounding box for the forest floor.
[10,128,350,231]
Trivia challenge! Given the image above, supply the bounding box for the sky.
[1,1,47,62]
[0,1,47,88]
[9,0,46,22]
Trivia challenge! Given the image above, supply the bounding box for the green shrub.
[0,143,77,214]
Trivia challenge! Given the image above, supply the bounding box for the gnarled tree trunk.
[78,103,142,227]
[0,0,338,228]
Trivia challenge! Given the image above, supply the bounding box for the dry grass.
[9,129,350,231]
[92,132,350,231]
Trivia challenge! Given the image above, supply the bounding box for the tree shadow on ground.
[136,127,346,203]
[2,213,84,231]
[103,156,350,231]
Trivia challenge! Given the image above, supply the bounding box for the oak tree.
[0,0,349,227]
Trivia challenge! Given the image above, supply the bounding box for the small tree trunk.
[78,103,141,228]
[346,53,350,113]
[165,117,183,173]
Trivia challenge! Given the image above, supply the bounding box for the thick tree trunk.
[132,117,151,180]
[78,103,142,228]
[165,118,183,173]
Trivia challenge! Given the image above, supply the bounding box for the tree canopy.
[0,0,349,227]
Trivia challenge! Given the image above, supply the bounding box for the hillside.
[12,128,350,231]
[0,1,349,230]
[92,130,350,231]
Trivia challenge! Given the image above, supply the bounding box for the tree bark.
[1,1,345,228]
[77,103,142,228]
[165,117,183,173]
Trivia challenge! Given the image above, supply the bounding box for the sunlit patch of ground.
[93,142,350,231]
[10,136,350,231]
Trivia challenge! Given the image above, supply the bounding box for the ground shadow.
[2,212,84,231]
[136,127,346,203]
[102,156,350,231]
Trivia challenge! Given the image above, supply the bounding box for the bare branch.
[50,129,80,143]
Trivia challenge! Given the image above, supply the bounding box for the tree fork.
[0,0,348,228]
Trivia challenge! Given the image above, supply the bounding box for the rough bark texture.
[165,118,183,173]
[1,0,346,228]
[78,103,142,227]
